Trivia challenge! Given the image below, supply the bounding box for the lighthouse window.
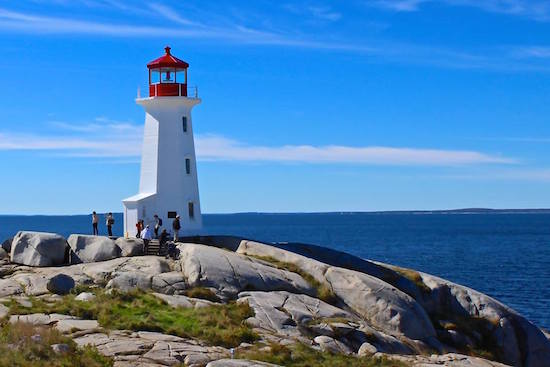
[182,116,188,132]
[188,202,195,219]
[185,158,191,174]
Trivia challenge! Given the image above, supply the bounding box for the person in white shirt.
[141,225,153,253]
[92,211,99,236]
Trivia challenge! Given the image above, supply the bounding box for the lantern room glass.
[149,68,187,85]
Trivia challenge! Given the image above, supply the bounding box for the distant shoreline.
[3,208,550,216]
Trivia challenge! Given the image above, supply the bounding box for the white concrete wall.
[123,96,202,236]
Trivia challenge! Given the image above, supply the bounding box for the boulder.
[75,292,96,302]
[415,270,550,367]
[238,291,351,337]
[10,231,68,267]
[207,360,283,367]
[0,247,8,260]
[358,342,377,357]
[152,271,187,295]
[179,244,315,298]
[325,267,436,341]
[1,237,12,253]
[314,335,352,355]
[106,271,152,292]
[51,344,71,354]
[46,274,75,295]
[68,235,120,264]
[115,237,144,257]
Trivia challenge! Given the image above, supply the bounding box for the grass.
[250,255,338,304]
[0,321,113,367]
[237,342,409,367]
[6,289,258,348]
[432,314,499,362]
[183,287,220,302]
[392,267,432,295]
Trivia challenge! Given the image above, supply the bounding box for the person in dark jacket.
[172,215,181,242]
[106,213,114,237]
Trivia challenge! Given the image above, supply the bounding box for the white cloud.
[0,124,515,166]
[368,0,550,20]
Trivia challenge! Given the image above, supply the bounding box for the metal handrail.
[137,84,199,98]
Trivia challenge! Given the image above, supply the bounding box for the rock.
[51,343,71,354]
[68,235,121,264]
[414,270,550,367]
[314,335,352,355]
[0,303,9,319]
[260,241,423,299]
[152,293,194,308]
[238,291,351,337]
[10,313,52,325]
[144,340,228,366]
[0,278,24,297]
[74,332,154,357]
[115,237,144,257]
[325,267,436,341]
[15,297,33,308]
[31,334,42,342]
[179,243,315,298]
[151,271,187,294]
[358,342,377,357]
[0,247,8,260]
[380,352,512,367]
[10,231,68,267]
[75,292,96,301]
[47,274,75,295]
[237,240,330,285]
[1,237,12,253]
[207,360,283,367]
[106,271,152,292]
[55,319,99,333]
[12,273,50,296]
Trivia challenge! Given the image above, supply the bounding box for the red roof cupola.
[147,46,189,97]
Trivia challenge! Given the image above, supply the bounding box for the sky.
[1,0,550,214]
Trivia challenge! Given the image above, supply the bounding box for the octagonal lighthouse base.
[123,96,202,238]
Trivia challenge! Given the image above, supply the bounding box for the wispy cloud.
[368,0,550,21]
[0,122,514,166]
[1,5,550,72]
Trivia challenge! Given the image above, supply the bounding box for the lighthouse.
[123,46,202,237]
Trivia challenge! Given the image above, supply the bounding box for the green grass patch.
[0,321,113,367]
[6,289,258,348]
[237,343,409,367]
[183,287,220,302]
[250,255,338,304]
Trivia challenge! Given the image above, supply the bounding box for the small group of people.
[136,214,181,242]
[90,210,180,259]
[91,211,115,237]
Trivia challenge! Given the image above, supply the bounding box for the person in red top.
[136,220,143,238]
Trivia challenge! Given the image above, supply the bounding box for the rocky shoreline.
[1,231,549,366]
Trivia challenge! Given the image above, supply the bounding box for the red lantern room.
[147,46,189,97]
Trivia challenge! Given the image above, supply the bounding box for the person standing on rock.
[153,214,162,239]
[92,211,99,236]
[172,215,181,242]
[106,212,114,237]
[136,220,142,238]
[141,224,153,253]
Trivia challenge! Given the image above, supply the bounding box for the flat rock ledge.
[0,231,549,367]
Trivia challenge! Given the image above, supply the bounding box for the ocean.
[1,212,549,330]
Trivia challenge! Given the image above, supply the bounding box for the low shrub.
[0,321,112,367]
[6,289,257,348]
[238,342,409,367]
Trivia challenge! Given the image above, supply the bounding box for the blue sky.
[1,0,550,214]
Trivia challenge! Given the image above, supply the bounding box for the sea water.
[0,212,548,329]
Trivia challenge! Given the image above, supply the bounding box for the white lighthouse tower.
[123,46,202,237]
